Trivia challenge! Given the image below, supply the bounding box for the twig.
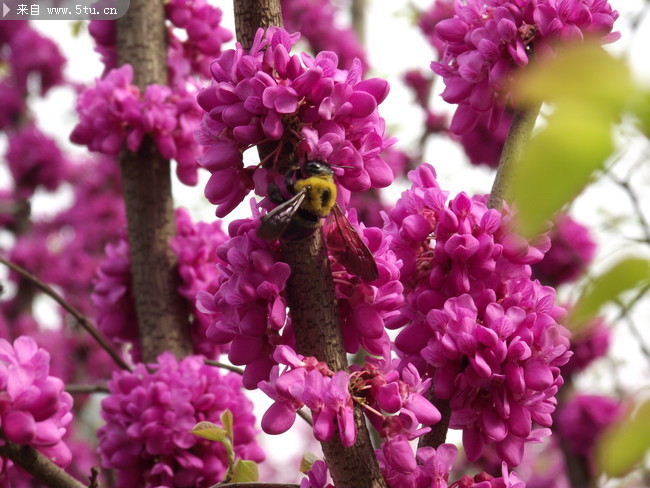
[0,256,132,372]
[214,484,299,488]
[65,384,110,394]
[607,174,650,246]
[88,467,100,488]
[0,439,88,488]
[487,104,542,209]
[204,359,314,426]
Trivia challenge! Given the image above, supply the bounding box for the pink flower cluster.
[281,0,368,71]
[385,165,571,466]
[0,336,73,472]
[432,0,620,134]
[166,0,233,84]
[197,215,292,389]
[171,208,229,358]
[555,394,622,460]
[98,353,264,488]
[92,237,141,362]
[560,316,610,378]
[377,441,526,488]
[5,123,69,199]
[418,0,455,57]
[1,22,66,96]
[330,213,404,357]
[196,27,394,217]
[531,213,596,287]
[70,65,203,186]
[300,460,334,488]
[258,346,438,448]
[92,208,229,360]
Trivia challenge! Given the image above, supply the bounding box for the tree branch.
[65,384,110,394]
[488,104,542,209]
[0,256,132,372]
[417,395,451,449]
[215,484,298,488]
[233,0,283,49]
[0,439,87,488]
[116,0,192,362]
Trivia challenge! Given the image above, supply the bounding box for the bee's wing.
[325,204,379,282]
[257,189,307,241]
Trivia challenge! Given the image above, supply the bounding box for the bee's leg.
[268,182,285,204]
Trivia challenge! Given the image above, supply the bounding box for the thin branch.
[0,256,132,372]
[0,439,88,488]
[205,359,246,375]
[65,384,110,394]
[214,484,299,488]
[607,174,650,246]
[488,103,542,209]
[204,359,314,426]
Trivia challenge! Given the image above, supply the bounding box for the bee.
[257,161,379,282]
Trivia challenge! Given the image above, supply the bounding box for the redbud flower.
[433,0,620,135]
[0,336,73,471]
[300,460,334,488]
[531,213,596,287]
[386,164,569,466]
[197,215,292,388]
[196,27,394,217]
[561,316,610,377]
[555,394,622,460]
[98,353,264,488]
[6,123,68,198]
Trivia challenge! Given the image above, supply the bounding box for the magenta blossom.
[98,353,264,488]
[531,213,596,287]
[0,336,73,473]
[197,214,293,389]
[561,316,610,377]
[432,0,620,134]
[6,123,68,198]
[385,165,570,466]
[196,27,394,217]
[300,460,334,488]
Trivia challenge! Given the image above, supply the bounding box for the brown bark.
[417,394,451,449]
[116,0,191,362]
[233,0,283,49]
[0,440,88,488]
[487,104,542,210]
[281,232,387,488]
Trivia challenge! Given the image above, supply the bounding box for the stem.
[0,440,87,488]
[487,104,542,210]
[417,394,451,449]
[0,256,132,372]
[65,384,110,394]
[281,232,387,488]
[351,0,366,44]
[116,0,192,362]
[215,484,298,488]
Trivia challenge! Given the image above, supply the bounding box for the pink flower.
[432,0,620,135]
[531,213,596,286]
[196,27,394,217]
[98,353,264,488]
[5,123,68,198]
[0,336,73,469]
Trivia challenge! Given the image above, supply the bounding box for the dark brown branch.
[281,232,387,488]
[487,104,542,209]
[350,0,366,44]
[417,394,451,449]
[116,0,192,362]
[0,439,87,488]
[233,0,283,50]
[0,256,131,372]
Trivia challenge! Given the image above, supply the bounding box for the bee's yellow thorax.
[294,175,337,217]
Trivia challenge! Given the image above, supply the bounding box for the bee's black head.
[303,161,334,177]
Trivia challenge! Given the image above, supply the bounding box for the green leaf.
[231,460,259,483]
[596,399,650,477]
[513,103,614,237]
[221,409,234,442]
[516,42,635,116]
[629,89,650,138]
[300,452,319,474]
[190,421,228,443]
[569,258,650,330]
[70,21,84,38]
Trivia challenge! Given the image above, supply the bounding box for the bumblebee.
[257,162,378,282]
